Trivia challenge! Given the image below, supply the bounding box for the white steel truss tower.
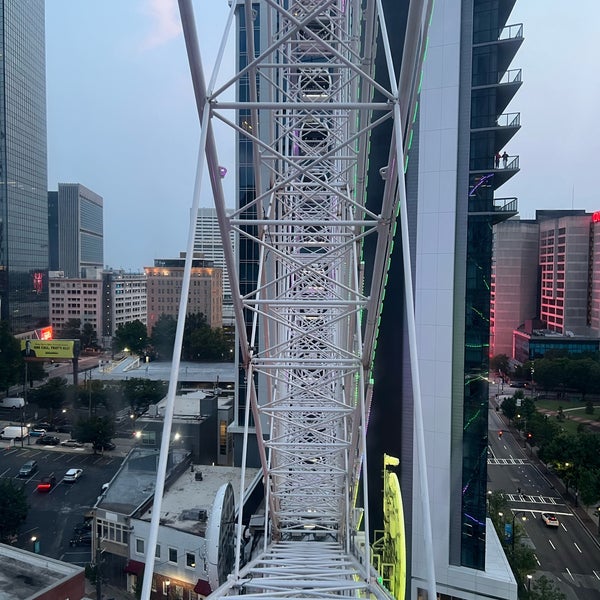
[142,1,435,599]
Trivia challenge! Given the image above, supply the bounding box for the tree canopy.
[73,416,115,452]
[114,320,148,355]
[27,377,70,420]
[0,479,28,542]
[0,321,23,393]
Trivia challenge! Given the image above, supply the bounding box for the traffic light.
[527,432,533,441]
[498,430,503,438]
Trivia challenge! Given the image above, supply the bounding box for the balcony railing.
[473,23,523,45]
[471,111,520,130]
[473,68,522,87]
[468,197,518,215]
[470,155,520,171]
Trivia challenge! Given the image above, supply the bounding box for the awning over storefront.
[124,560,144,576]
[194,579,212,596]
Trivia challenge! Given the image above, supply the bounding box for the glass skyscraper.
[0,0,48,334]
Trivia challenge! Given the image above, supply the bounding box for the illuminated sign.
[592,211,600,223]
[21,339,80,360]
[38,327,53,340]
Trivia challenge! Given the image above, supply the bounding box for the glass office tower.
[0,0,48,333]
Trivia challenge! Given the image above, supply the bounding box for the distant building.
[145,254,223,333]
[492,210,600,362]
[49,271,103,337]
[194,207,234,326]
[0,543,85,599]
[102,270,147,340]
[48,183,104,278]
[0,1,49,334]
[491,219,539,357]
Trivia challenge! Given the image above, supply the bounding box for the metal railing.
[471,111,520,130]
[473,68,522,87]
[473,23,523,45]
[470,155,520,171]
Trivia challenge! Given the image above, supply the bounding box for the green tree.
[58,318,81,340]
[490,354,510,376]
[121,378,167,413]
[27,377,69,421]
[0,478,28,542]
[81,322,98,349]
[501,396,517,421]
[73,416,115,452]
[529,575,566,600]
[0,321,23,393]
[114,320,148,355]
[150,314,177,359]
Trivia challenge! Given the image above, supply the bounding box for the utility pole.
[96,531,102,600]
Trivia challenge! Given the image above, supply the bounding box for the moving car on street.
[541,512,560,527]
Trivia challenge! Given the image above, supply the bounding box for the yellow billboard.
[21,339,80,360]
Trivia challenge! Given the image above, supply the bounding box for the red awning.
[124,560,144,576]
[194,579,212,596]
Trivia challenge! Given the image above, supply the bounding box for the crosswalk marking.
[503,493,564,505]
[488,457,526,465]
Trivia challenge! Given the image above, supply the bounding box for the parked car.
[35,435,60,446]
[69,532,92,547]
[29,428,47,437]
[63,468,83,483]
[541,513,559,527]
[37,473,56,492]
[93,441,116,451]
[60,439,84,448]
[18,460,38,477]
[34,421,54,431]
[73,520,92,535]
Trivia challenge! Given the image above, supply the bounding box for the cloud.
[139,0,182,51]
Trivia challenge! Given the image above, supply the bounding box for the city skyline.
[46,1,600,271]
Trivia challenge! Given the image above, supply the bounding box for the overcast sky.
[46,1,600,271]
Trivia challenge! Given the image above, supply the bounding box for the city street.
[488,402,600,599]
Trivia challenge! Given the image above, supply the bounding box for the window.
[136,538,144,554]
[155,544,161,558]
[168,547,178,563]
[186,552,196,568]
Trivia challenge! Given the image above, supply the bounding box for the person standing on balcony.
[502,151,509,168]
[494,152,501,168]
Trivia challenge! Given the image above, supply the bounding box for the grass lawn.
[534,399,600,435]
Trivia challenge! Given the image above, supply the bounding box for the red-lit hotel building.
[491,210,600,362]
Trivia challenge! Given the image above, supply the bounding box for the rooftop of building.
[140,390,233,422]
[92,358,235,386]
[97,447,189,516]
[0,543,84,600]
[137,464,261,536]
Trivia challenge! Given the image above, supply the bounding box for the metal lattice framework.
[142,1,435,599]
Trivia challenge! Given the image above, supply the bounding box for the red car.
[37,473,56,492]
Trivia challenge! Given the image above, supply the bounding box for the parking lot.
[0,441,124,566]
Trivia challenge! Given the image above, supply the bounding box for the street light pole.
[511,511,527,553]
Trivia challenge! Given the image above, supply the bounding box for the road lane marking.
[534,554,541,566]
[593,571,600,581]
[566,567,574,581]
[574,542,582,554]
[548,539,556,550]
[561,523,567,532]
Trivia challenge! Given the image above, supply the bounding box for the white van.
[0,397,25,409]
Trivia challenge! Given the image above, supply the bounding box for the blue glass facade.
[0,0,48,333]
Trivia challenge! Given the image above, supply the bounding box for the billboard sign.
[21,339,80,360]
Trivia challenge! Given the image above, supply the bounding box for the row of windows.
[135,538,198,569]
